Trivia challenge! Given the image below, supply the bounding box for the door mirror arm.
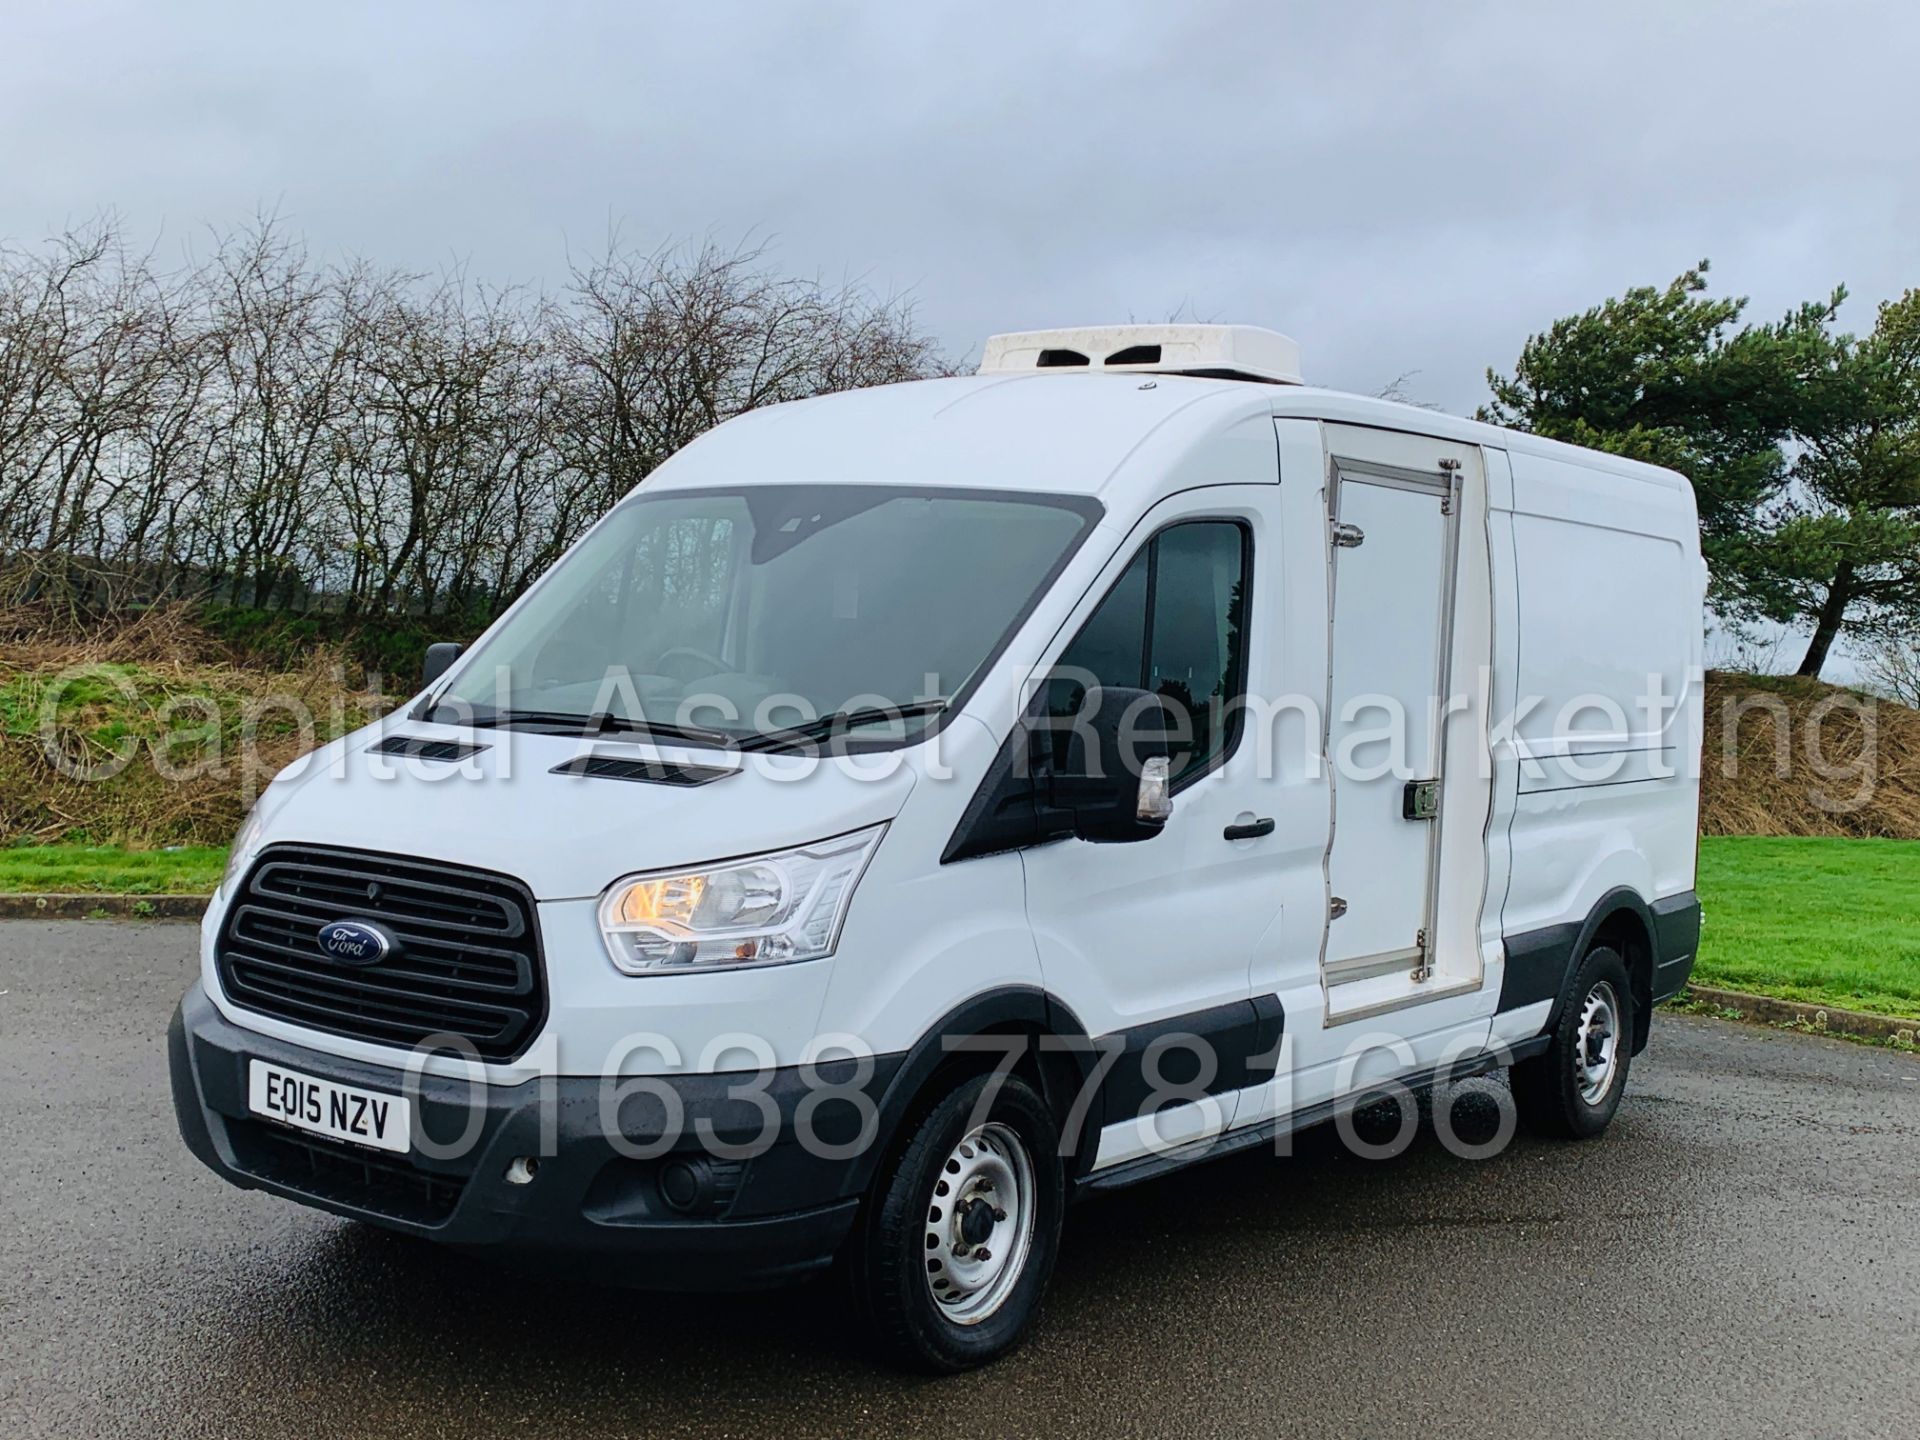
[939,685,1176,864]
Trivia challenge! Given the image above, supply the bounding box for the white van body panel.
[201,370,1703,1110]
[644,371,1277,505]
[223,728,914,902]
[812,714,1044,1057]
[1493,446,1705,944]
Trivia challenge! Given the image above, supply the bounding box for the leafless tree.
[0,217,947,630]
[1863,632,1920,708]
[550,238,942,511]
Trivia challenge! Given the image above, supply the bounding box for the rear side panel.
[1494,447,1705,951]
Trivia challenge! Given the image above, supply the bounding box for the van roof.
[643,372,1689,505]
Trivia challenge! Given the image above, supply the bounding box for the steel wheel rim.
[922,1120,1036,1325]
[1575,979,1621,1106]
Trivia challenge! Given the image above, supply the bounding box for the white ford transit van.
[171,324,1705,1371]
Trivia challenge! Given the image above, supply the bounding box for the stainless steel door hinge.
[1332,521,1365,549]
[1410,927,1434,983]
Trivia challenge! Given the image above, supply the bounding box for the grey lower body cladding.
[1498,889,1701,1047]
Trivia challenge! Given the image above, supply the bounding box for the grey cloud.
[4,0,1915,415]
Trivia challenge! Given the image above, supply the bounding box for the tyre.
[849,1072,1064,1372]
[1510,945,1634,1140]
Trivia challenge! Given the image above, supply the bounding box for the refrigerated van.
[171,323,1706,1371]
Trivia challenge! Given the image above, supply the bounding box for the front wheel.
[1511,945,1634,1140]
[849,1072,1063,1372]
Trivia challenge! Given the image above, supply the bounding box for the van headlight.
[597,824,886,974]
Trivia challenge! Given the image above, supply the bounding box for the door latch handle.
[1223,818,1275,841]
[1329,896,1349,920]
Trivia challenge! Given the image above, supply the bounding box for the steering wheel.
[653,645,732,683]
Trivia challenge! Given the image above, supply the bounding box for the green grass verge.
[1693,835,1920,1019]
[0,843,227,895]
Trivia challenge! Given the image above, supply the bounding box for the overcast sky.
[8,0,1917,421]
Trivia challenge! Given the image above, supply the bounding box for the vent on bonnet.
[549,754,735,787]
[366,735,489,763]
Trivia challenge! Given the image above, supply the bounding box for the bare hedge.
[0,216,947,626]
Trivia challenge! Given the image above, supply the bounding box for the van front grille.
[216,844,546,1061]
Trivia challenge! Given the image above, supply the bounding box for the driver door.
[1019,489,1287,1171]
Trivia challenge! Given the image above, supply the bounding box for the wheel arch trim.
[848,986,1103,1200]
[1499,886,1667,1050]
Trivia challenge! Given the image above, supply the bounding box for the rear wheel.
[1511,945,1634,1140]
[849,1072,1063,1372]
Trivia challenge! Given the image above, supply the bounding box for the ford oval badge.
[316,918,395,966]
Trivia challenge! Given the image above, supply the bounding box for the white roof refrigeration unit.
[977,323,1304,386]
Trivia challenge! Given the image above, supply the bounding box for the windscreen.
[432,485,1100,744]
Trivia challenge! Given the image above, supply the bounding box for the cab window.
[1045,519,1250,785]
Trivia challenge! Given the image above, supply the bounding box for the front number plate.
[248,1060,412,1154]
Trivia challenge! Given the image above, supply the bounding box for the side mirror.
[1052,685,1175,843]
[421,642,463,687]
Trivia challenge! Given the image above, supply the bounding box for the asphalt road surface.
[4,919,1917,1439]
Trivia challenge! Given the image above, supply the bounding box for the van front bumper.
[169,983,897,1290]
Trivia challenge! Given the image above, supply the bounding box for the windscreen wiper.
[738,698,951,753]
[435,706,732,747]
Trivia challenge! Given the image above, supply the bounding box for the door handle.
[1223,818,1275,841]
